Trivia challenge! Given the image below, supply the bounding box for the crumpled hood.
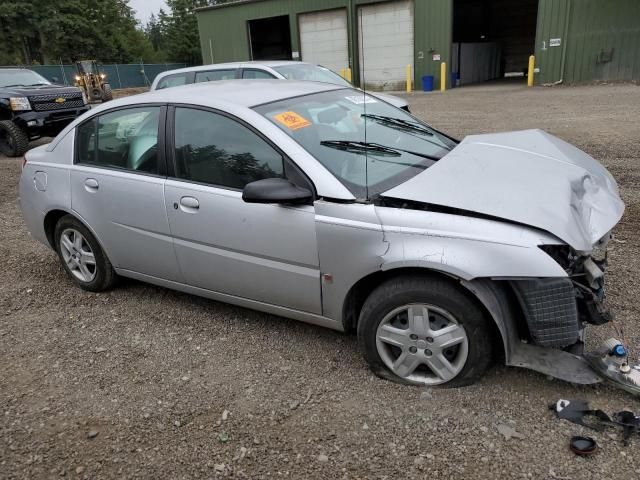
[382,129,625,252]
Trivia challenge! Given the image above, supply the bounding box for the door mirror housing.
[242,178,313,205]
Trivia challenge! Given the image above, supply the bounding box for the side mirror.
[242,178,313,205]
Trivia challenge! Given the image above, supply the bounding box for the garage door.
[358,0,414,90]
[299,9,349,74]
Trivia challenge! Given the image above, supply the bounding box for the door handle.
[179,196,200,211]
[84,178,99,192]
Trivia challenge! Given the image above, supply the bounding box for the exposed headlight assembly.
[539,244,576,271]
[9,97,31,111]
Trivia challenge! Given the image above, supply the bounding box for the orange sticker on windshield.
[273,111,311,130]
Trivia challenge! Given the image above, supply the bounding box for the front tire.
[357,275,493,387]
[0,120,29,157]
[101,84,113,102]
[54,215,116,292]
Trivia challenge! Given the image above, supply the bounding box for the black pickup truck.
[0,68,89,157]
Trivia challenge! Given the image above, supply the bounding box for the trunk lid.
[382,129,624,252]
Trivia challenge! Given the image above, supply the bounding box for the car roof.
[154,61,315,77]
[96,79,345,111]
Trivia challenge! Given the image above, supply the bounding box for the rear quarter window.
[156,73,190,90]
[195,69,237,82]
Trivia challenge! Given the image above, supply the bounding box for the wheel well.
[342,267,506,360]
[43,209,69,249]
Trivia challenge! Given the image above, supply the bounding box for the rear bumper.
[13,107,89,138]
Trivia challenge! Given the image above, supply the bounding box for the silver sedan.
[19,80,624,388]
[149,61,410,111]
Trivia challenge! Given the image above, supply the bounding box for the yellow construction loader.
[74,60,113,102]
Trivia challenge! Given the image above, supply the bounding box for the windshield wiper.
[360,114,435,136]
[360,113,456,152]
[2,84,26,88]
[320,140,400,156]
[26,83,50,86]
[320,140,441,161]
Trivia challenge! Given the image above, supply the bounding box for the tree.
[0,0,159,64]
[158,0,211,65]
[0,0,235,66]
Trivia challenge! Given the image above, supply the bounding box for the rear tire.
[357,275,493,387]
[54,215,116,292]
[101,84,113,102]
[0,120,29,157]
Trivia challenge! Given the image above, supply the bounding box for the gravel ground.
[2,81,640,479]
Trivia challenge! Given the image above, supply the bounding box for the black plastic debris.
[613,411,640,446]
[550,399,640,446]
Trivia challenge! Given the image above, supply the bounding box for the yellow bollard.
[340,67,346,80]
[440,62,446,92]
[527,55,535,87]
[346,68,352,83]
[406,64,412,93]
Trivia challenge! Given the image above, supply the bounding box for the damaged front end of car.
[514,236,612,353]
[379,129,636,394]
[509,234,640,396]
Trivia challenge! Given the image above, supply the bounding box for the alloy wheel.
[59,228,97,282]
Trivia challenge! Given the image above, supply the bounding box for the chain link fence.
[2,63,188,89]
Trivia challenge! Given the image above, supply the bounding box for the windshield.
[273,64,351,87]
[254,88,456,199]
[77,61,97,74]
[0,69,51,87]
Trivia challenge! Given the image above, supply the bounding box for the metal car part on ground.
[17,80,635,393]
[551,398,640,446]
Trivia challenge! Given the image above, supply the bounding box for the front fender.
[381,228,567,280]
[376,206,567,279]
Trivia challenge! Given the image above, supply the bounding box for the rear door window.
[194,69,237,82]
[76,106,161,175]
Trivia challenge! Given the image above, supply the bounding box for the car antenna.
[358,7,369,201]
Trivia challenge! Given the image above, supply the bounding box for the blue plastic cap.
[612,344,627,357]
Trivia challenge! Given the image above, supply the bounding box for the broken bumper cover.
[585,347,640,397]
[512,238,613,349]
[505,237,640,396]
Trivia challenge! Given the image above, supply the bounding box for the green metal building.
[196,0,640,90]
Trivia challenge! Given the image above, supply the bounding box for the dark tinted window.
[242,69,277,79]
[76,107,160,174]
[174,108,284,189]
[195,69,237,82]
[157,74,189,90]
